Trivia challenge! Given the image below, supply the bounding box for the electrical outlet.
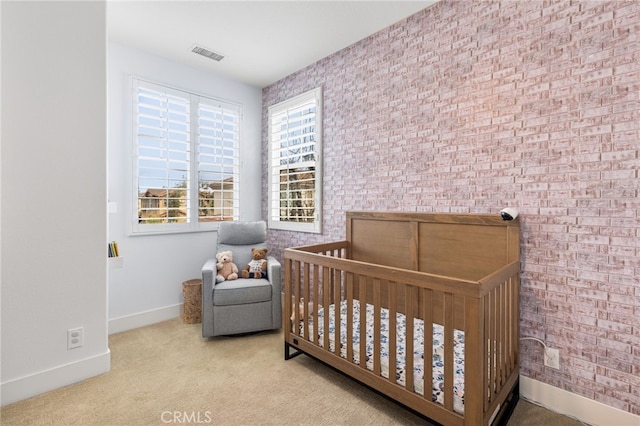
[67,327,84,350]
[544,347,560,369]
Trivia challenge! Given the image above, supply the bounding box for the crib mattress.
[301,300,465,414]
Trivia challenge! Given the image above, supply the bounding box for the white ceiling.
[107,1,436,88]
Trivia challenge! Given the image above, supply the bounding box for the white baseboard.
[1,349,111,407]
[108,303,181,335]
[520,375,640,426]
[1,304,181,407]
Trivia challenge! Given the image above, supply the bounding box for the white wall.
[1,1,110,405]
[107,43,263,333]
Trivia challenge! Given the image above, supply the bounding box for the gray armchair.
[201,221,281,337]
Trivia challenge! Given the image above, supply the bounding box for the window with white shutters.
[268,88,322,233]
[133,79,240,234]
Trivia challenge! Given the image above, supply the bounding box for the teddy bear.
[240,248,268,279]
[290,297,314,322]
[215,250,238,283]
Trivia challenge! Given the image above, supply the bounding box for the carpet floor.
[0,317,587,425]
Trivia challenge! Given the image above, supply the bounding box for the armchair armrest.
[267,256,281,292]
[202,259,217,296]
[201,258,217,337]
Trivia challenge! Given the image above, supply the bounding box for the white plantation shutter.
[268,88,322,233]
[135,82,191,225]
[197,101,240,222]
[133,78,240,234]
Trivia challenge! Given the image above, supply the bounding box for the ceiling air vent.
[191,45,224,62]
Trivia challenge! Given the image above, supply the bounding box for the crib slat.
[346,273,354,364]
[494,285,501,392]
[483,289,490,412]
[334,255,343,301]
[506,278,514,370]
[293,260,300,329]
[465,296,484,426]
[422,288,433,402]
[500,283,507,387]
[388,283,397,385]
[493,286,500,398]
[489,289,500,400]
[405,285,416,393]
[495,284,501,390]
[373,279,382,375]
[359,275,367,369]
[488,288,496,402]
[496,285,503,390]
[303,262,310,340]
[311,264,318,344]
[443,292,454,411]
[334,268,341,358]
[323,266,330,351]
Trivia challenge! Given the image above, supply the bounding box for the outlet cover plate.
[544,347,560,369]
[67,327,84,350]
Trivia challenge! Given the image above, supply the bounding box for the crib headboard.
[346,211,520,282]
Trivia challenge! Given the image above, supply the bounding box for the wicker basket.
[182,278,202,324]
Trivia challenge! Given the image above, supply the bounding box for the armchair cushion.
[217,221,266,245]
[213,279,271,306]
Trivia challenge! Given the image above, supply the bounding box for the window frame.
[267,87,322,233]
[131,78,241,235]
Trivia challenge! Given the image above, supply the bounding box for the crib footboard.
[284,243,520,426]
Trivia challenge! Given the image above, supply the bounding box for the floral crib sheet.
[301,299,465,414]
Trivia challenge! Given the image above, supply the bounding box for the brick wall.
[263,0,639,414]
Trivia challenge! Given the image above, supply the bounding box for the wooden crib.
[284,211,521,426]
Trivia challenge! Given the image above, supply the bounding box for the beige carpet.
[1,318,587,425]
